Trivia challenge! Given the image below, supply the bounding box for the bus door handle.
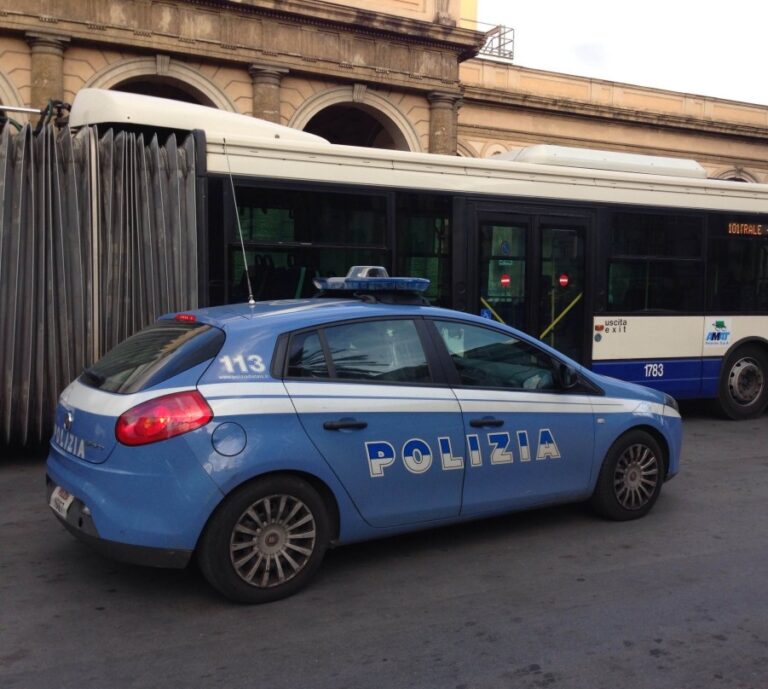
[323,418,368,431]
[469,416,504,428]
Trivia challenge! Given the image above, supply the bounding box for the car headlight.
[663,393,679,413]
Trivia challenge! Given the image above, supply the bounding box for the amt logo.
[705,320,731,345]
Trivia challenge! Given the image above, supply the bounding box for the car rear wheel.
[198,475,330,604]
[589,430,664,521]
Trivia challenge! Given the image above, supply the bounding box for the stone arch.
[83,57,236,111]
[0,71,28,123]
[480,142,510,158]
[712,166,760,183]
[288,85,422,152]
[457,140,479,158]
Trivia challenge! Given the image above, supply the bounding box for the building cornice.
[462,85,768,143]
[2,0,486,94]
[201,0,486,57]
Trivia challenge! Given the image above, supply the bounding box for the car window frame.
[283,328,332,380]
[423,317,600,395]
[276,315,451,387]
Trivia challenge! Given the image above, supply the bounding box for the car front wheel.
[589,430,664,521]
[198,475,330,604]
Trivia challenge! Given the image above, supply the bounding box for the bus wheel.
[589,430,663,521]
[718,345,768,420]
[197,475,330,604]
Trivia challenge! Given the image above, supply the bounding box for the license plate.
[49,486,75,519]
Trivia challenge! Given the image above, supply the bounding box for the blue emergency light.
[313,266,430,293]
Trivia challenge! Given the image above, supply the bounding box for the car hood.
[588,370,669,406]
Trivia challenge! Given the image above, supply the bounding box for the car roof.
[167,298,477,333]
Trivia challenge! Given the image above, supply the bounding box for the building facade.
[4,0,768,446]
[2,0,768,178]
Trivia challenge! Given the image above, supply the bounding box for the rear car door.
[428,318,595,516]
[283,317,466,528]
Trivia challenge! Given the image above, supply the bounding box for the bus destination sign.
[728,222,766,236]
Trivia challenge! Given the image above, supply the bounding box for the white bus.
[72,89,768,419]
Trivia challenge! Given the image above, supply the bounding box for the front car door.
[428,318,596,516]
[283,317,466,528]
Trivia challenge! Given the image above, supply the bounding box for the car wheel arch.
[626,424,670,478]
[592,423,670,488]
[589,426,669,521]
[196,469,342,552]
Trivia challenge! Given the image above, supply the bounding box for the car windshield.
[80,321,225,394]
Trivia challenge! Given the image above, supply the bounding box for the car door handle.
[469,416,504,428]
[323,418,368,431]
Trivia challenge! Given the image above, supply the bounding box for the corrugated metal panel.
[0,123,198,447]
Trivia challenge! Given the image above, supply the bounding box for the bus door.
[474,211,589,363]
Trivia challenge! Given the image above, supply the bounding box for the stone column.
[434,0,457,26]
[428,91,462,155]
[26,32,70,110]
[249,64,288,123]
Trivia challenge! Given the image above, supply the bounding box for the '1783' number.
[644,363,664,378]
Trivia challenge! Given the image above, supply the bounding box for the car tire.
[717,345,768,420]
[589,430,664,521]
[197,475,330,604]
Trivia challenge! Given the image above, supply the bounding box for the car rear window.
[80,321,225,394]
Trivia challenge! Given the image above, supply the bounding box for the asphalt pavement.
[1,401,767,689]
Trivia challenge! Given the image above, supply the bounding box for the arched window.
[112,78,213,106]
[304,104,405,150]
[289,86,422,152]
[714,168,758,183]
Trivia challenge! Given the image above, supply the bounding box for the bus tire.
[717,345,768,420]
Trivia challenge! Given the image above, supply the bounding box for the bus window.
[708,218,768,312]
[608,260,703,312]
[232,186,386,246]
[228,247,388,302]
[607,211,704,312]
[610,211,702,257]
[217,182,389,303]
[395,194,452,307]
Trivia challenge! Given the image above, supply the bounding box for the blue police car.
[47,268,682,603]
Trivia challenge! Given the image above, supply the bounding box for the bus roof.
[69,88,328,145]
[68,89,768,214]
[499,144,707,179]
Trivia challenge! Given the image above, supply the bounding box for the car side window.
[434,320,557,391]
[324,319,431,383]
[287,331,329,378]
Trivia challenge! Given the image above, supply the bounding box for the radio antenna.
[224,139,256,305]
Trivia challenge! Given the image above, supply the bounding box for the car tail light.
[116,390,213,446]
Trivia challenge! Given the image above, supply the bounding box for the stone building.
[2,0,768,179]
[4,0,768,446]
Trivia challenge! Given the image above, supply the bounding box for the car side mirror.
[558,363,579,390]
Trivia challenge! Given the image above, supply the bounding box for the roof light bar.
[313,266,430,293]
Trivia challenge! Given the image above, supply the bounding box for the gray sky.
[476,1,768,106]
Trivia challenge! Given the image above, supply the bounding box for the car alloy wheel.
[613,443,660,511]
[230,494,317,588]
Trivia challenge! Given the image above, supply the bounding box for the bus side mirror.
[558,363,578,390]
